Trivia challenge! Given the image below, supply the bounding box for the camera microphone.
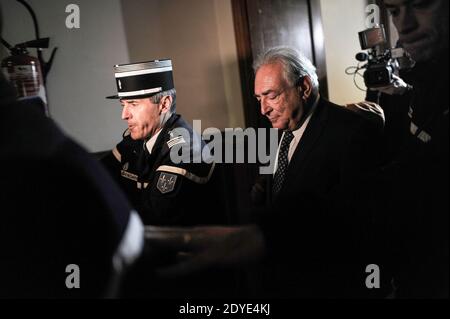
[355,52,369,62]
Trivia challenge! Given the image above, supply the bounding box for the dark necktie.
[273,131,294,196]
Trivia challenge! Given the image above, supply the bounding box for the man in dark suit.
[252,47,381,208]
[248,46,382,297]
[145,47,383,298]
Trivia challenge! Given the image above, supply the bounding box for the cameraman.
[367,0,448,298]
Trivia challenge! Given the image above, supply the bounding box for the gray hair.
[253,46,319,95]
[149,88,177,113]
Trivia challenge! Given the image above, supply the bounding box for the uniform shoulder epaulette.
[166,129,188,149]
[156,162,215,185]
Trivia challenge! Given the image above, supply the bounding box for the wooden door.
[232,0,328,128]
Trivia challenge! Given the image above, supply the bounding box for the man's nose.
[260,99,272,116]
[121,105,130,120]
[395,6,418,35]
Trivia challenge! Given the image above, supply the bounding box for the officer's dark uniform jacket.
[102,113,233,298]
[102,113,218,226]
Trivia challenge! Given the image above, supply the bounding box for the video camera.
[356,25,412,88]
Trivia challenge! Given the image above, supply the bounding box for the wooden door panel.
[247,0,313,62]
[233,0,327,128]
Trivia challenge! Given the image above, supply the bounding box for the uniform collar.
[143,113,184,156]
[145,129,162,154]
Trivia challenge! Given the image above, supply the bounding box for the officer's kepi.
[106,59,174,99]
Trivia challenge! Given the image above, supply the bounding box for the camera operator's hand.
[371,74,412,96]
[344,101,385,130]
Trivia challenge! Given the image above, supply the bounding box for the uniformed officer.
[102,59,219,226]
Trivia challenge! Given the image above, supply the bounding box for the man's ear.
[299,77,313,100]
[159,95,173,114]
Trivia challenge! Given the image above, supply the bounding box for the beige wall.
[2,0,130,152]
[2,0,243,151]
[2,0,375,150]
[120,0,245,131]
[320,0,368,105]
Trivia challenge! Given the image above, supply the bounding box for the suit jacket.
[252,97,383,298]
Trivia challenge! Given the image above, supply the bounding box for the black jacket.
[252,97,383,298]
[101,113,232,298]
[367,51,449,298]
[102,113,222,226]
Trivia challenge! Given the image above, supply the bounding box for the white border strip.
[118,87,162,97]
[115,66,173,78]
